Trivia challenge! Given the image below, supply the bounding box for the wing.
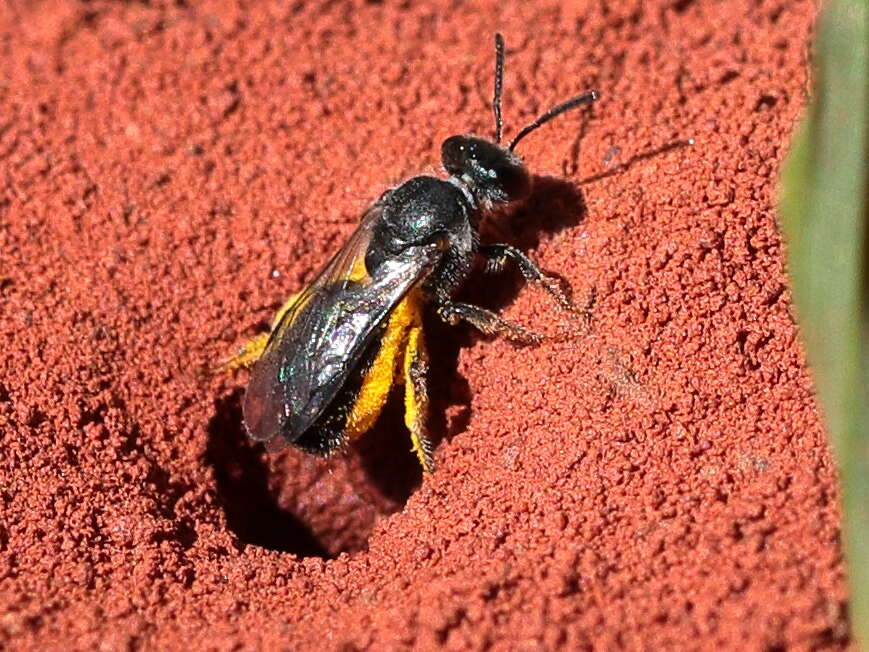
[243,202,441,450]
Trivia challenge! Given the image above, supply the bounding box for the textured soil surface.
[0,0,850,649]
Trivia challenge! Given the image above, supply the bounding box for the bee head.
[441,135,531,204]
[442,33,598,207]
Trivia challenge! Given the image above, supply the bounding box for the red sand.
[0,0,849,649]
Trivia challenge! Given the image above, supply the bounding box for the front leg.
[478,243,578,313]
[437,300,543,344]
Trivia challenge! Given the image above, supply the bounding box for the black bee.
[220,34,598,472]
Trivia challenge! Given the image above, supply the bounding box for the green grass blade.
[779,0,868,645]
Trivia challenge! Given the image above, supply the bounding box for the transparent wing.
[264,203,381,350]
[243,202,441,449]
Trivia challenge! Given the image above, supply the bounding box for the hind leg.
[213,291,301,372]
[403,325,435,473]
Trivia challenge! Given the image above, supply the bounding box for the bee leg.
[343,300,411,441]
[213,291,302,373]
[212,332,271,373]
[478,244,581,314]
[403,325,434,473]
[437,301,544,344]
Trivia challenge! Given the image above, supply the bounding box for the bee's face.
[441,135,531,204]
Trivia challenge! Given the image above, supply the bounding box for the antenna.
[493,33,505,143]
[508,90,600,152]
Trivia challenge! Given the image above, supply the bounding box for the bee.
[219,34,598,473]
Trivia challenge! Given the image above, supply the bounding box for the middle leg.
[478,243,579,313]
[437,300,544,344]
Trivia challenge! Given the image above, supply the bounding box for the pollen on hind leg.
[214,289,305,375]
[404,325,434,473]
[213,332,270,373]
[343,291,420,441]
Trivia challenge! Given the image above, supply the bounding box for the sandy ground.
[0,0,849,649]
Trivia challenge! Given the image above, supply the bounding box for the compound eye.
[441,136,470,175]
